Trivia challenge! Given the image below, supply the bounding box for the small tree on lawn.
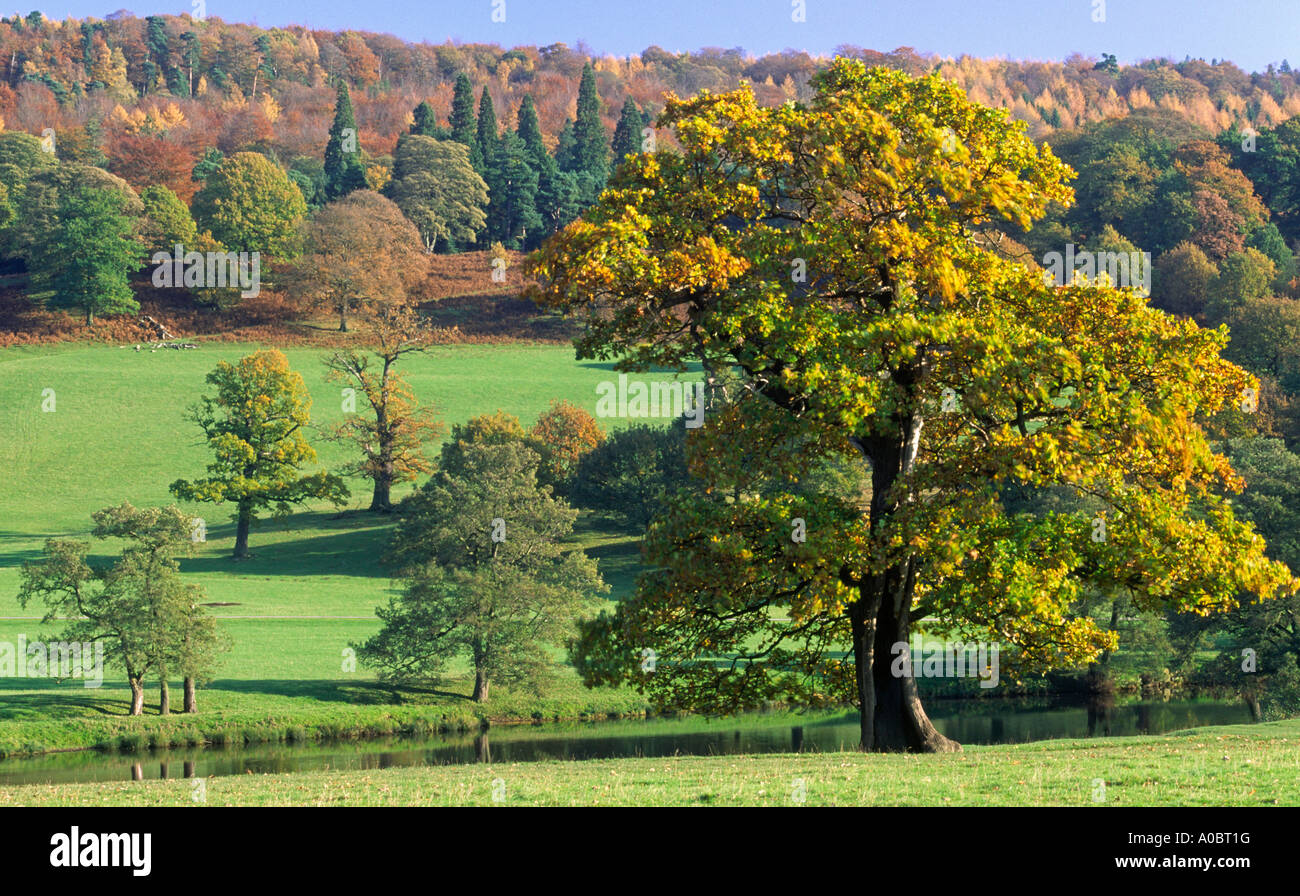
[323,305,443,512]
[18,503,228,715]
[89,502,227,713]
[171,350,349,559]
[358,416,605,702]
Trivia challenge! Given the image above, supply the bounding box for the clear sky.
[30,1,1300,72]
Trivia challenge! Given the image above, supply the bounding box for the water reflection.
[1086,692,1115,737]
[0,697,1253,787]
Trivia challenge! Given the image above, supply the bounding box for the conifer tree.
[324,82,367,200]
[449,72,477,146]
[611,97,643,164]
[473,87,498,173]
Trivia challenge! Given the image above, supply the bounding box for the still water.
[0,697,1251,786]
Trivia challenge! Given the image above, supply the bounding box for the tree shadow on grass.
[179,511,395,578]
[0,689,131,721]
[211,678,473,706]
[0,532,77,569]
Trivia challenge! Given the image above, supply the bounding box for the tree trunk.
[129,676,145,716]
[369,476,393,513]
[849,396,961,754]
[472,666,489,703]
[851,601,877,750]
[183,676,197,713]
[233,501,252,559]
[159,676,170,715]
[370,400,394,512]
[339,309,349,332]
[855,573,960,753]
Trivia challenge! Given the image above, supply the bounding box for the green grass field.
[0,341,695,754]
[7,719,1299,806]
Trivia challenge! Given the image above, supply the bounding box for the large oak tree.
[529,60,1298,752]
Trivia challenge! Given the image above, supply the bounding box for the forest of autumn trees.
[4,11,1300,177]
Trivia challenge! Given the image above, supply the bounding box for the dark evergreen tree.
[611,97,643,164]
[472,88,498,173]
[144,15,171,92]
[411,100,445,138]
[555,118,577,171]
[516,95,579,246]
[485,132,542,249]
[449,72,477,146]
[516,95,547,160]
[569,62,608,181]
[324,82,368,200]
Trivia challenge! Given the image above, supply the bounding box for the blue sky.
[30,1,1300,72]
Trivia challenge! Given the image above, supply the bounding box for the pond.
[0,696,1253,787]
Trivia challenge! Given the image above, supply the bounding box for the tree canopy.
[170,350,348,558]
[530,59,1298,752]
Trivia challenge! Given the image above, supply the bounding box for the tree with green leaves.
[170,350,349,559]
[1169,438,1300,719]
[472,87,498,173]
[192,152,308,258]
[1207,247,1276,322]
[324,82,368,201]
[517,95,580,244]
[611,97,643,164]
[87,502,227,713]
[567,62,608,183]
[18,503,228,715]
[139,184,197,254]
[41,184,145,325]
[1220,117,1300,244]
[0,131,56,257]
[191,146,223,183]
[531,59,1297,752]
[449,72,477,146]
[570,422,689,529]
[359,415,605,701]
[383,134,488,251]
[10,163,143,268]
[411,100,443,138]
[484,132,542,249]
[555,118,576,169]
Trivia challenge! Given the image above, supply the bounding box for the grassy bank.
[0,674,651,758]
[6,719,1298,806]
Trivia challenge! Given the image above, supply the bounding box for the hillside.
[2,10,1299,177]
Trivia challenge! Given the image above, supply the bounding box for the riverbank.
[0,680,652,759]
[7,719,1297,806]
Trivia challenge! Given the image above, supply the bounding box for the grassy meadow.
[0,341,699,755]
